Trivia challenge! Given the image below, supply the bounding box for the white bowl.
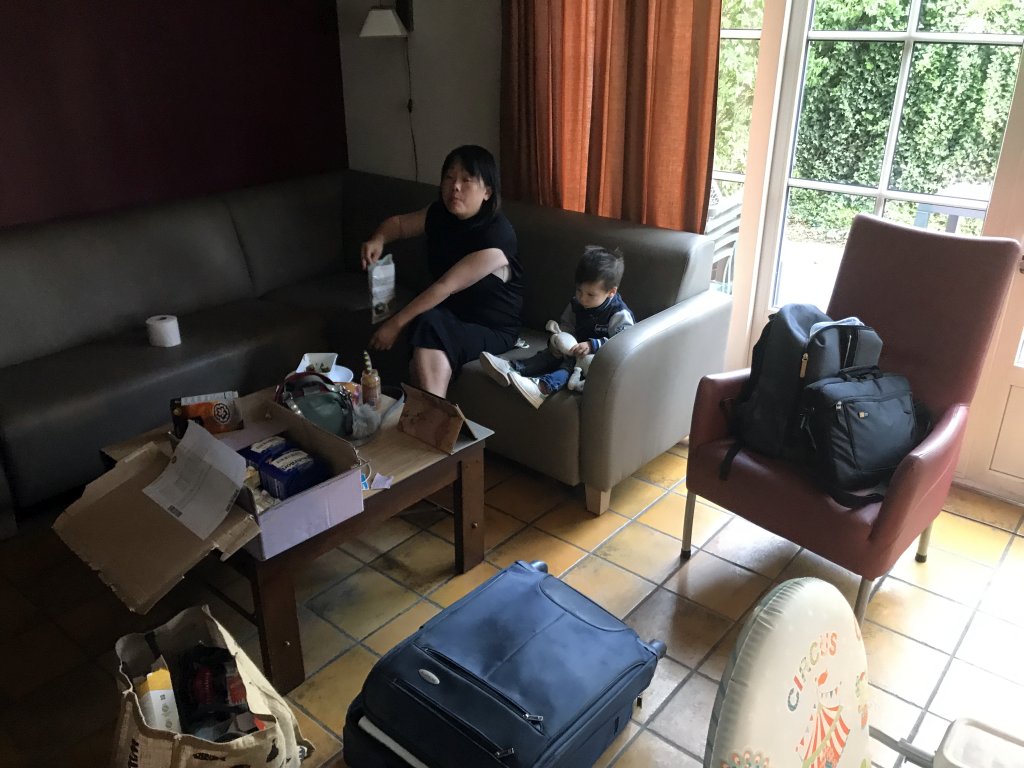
[295,354,353,384]
[297,353,337,375]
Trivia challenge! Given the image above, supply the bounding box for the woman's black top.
[424,201,523,333]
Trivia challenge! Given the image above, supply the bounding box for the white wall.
[338,0,501,183]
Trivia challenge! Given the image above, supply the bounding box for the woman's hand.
[369,318,402,350]
[361,236,385,270]
[570,341,592,357]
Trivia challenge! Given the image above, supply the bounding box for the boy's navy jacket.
[558,293,635,351]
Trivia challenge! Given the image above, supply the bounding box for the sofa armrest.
[870,404,968,562]
[580,290,732,491]
[689,369,750,449]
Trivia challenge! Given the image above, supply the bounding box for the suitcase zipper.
[423,646,546,732]
[394,678,516,761]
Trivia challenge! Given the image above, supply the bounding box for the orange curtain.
[501,0,720,233]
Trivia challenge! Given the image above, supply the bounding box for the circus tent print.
[796,670,852,768]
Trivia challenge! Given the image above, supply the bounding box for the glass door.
[754,0,1023,315]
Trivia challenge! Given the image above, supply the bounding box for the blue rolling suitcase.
[343,561,666,768]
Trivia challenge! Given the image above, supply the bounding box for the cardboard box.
[54,391,363,613]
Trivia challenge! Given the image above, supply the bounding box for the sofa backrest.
[340,170,438,291]
[0,198,252,368]
[504,201,714,328]
[339,170,715,329]
[224,172,345,296]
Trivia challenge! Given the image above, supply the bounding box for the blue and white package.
[259,448,328,500]
[239,435,292,469]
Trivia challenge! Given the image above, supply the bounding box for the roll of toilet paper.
[146,315,181,347]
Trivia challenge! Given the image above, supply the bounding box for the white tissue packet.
[369,254,397,324]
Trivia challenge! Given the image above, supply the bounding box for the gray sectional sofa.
[0,169,731,534]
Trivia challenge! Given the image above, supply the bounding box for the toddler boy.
[479,246,634,408]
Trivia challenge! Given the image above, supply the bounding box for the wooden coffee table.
[234,422,487,692]
[101,393,488,694]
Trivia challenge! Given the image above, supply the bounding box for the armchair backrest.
[827,214,1019,415]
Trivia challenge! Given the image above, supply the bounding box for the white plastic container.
[935,718,1024,768]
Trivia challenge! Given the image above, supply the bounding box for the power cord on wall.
[404,38,419,181]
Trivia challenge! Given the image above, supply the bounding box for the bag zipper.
[799,352,809,379]
[393,677,515,761]
[423,647,545,731]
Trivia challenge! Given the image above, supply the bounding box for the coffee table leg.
[454,447,485,572]
[251,558,305,693]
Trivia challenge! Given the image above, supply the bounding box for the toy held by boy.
[479,246,634,409]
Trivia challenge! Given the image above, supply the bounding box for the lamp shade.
[360,8,408,38]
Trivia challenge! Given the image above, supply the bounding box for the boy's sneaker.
[479,351,514,387]
[510,373,548,409]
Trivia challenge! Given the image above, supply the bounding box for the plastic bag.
[369,253,396,324]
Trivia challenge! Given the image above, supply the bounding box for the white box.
[54,391,364,612]
[935,718,1024,768]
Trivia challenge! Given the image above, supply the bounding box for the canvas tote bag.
[111,605,312,767]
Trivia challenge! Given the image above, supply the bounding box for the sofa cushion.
[263,271,373,313]
[0,197,253,369]
[225,173,345,296]
[262,272,419,382]
[0,299,328,507]
[449,328,582,487]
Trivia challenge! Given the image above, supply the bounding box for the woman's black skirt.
[408,307,517,374]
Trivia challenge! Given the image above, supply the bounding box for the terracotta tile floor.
[1,446,1022,767]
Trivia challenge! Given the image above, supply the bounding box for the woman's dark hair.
[576,246,625,290]
[440,144,501,218]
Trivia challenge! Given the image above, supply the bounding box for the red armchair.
[682,214,1020,621]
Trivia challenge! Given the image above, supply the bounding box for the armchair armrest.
[580,290,732,491]
[870,404,969,564]
[689,369,750,449]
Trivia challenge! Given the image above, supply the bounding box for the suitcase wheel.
[649,639,667,659]
[528,560,549,573]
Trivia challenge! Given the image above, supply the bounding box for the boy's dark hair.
[576,246,625,290]
[440,145,501,218]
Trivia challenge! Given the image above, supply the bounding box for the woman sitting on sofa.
[363,145,524,397]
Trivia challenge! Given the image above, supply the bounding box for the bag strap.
[828,486,885,508]
[718,397,742,480]
[719,441,742,481]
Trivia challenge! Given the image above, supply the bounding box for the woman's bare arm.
[369,247,510,349]
[361,207,428,269]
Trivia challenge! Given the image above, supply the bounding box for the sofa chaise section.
[0,192,332,514]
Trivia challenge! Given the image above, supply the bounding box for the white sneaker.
[510,372,548,409]
[479,351,514,387]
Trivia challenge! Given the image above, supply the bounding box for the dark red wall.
[0,1,348,229]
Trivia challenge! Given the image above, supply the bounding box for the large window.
[769,0,1023,310]
[707,1,765,294]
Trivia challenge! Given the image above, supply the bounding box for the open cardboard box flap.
[54,391,362,613]
[53,442,259,614]
[398,384,489,453]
